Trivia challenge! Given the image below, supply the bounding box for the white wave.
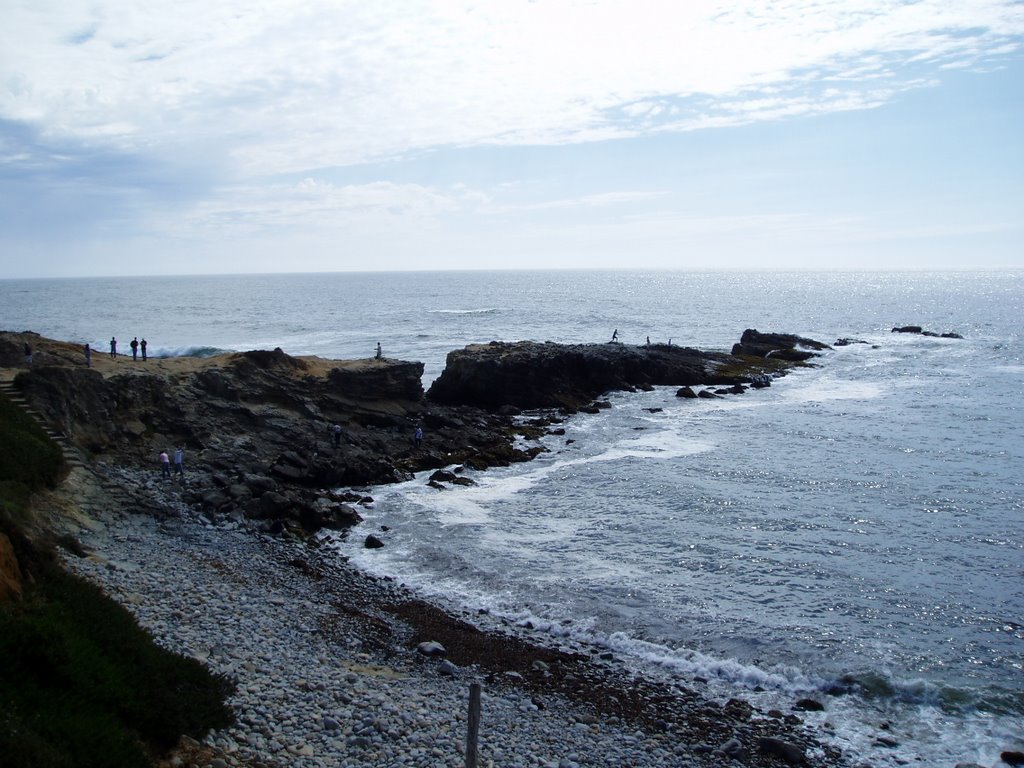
[427,307,507,315]
[782,375,883,403]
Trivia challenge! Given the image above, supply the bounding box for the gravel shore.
[54,463,846,768]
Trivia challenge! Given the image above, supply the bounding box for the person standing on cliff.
[173,447,184,477]
[611,329,618,342]
[332,423,343,448]
[84,343,91,368]
[141,338,148,361]
[375,342,382,360]
[23,342,32,366]
[110,337,117,359]
[130,337,139,361]
[159,450,171,479]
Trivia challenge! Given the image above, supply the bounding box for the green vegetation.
[0,387,64,501]
[0,391,235,767]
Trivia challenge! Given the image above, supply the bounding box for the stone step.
[0,385,84,466]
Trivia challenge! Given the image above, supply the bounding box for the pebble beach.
[53,461,842,768]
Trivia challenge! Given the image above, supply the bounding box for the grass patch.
[0,391,235,767]
[0,389,65,493]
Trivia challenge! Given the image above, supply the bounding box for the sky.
[1,1,1022,278]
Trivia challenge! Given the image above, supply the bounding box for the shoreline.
[3,328,847,765]
[54,461,844,768]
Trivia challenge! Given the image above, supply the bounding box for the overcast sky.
[2,1,1022,278]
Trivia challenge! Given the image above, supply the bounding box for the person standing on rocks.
[611,329,618,342]
[110,337,117,359]
[140,338,147,361]
[414,425,423,448]
[375,342,382,360]
[84,343,91,368]
[130,337,139,361]
[332,423,343,448]
[23,342,32,366]
[173,447,184,477]
[159,450,171,479]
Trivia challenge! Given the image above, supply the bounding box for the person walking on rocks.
[140,338,147,361]
[23,342,32,366]
[110,337,117,359]
[414,425,423,448]
[159,450,171,479]
[611,329,618,342]
[130,337,139,361]
[84,343,91,368]
[173,447,184,477]
[332,423,343,448]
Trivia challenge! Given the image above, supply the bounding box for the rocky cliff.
[1,328,827,537]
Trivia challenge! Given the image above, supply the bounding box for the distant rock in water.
[892,325,963,339]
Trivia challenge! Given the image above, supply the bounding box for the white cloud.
[2,0,1022,177]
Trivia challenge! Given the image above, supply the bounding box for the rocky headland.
[1,328,826,537]
[1,328,854,768]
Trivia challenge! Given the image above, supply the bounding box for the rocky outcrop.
[427,330,827,411]
[730,329,831,361]
[891,325,963,338]
[2,328,827,536]
[4,337,543,536]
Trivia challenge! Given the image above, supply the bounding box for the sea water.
[2,269,1021,765]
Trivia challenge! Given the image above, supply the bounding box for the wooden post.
[465,682,481,768]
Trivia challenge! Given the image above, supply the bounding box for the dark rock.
[228,484,253,501]
[271,462,306,481]
[200,490,231,510]
[834,337,868,346]
[1003,751,1024,766]
[731,329,830,362]
[696,389,719,399]
[429,469,458,484]
[757,736,806,765]
[793,698,825,712]
[676,386,697,398]
[364,534,385,549]
[258,491,293,517]
[718,737,747,759]
[891,325,923,334]
[723,698,753,721]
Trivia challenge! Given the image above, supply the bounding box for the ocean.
[2,269,1021,765]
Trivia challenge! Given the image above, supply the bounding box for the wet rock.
[731,329,830,361]
[1002,751,1024,766]
[758,736,806,764]
[363,534,384,549]
[793,698,825,712]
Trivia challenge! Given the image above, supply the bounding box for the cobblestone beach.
[55,463,844,768]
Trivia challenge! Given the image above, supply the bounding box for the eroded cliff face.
[4,337,540,535]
